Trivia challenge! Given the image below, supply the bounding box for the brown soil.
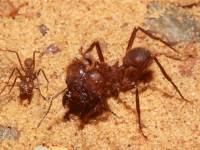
[0,0,199,149]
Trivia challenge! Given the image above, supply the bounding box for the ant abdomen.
[123,47,152,68]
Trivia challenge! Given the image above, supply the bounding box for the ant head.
[24,58,34,69]
[84,70,104,92]
[123,47,152,68]
[67,60,86,84]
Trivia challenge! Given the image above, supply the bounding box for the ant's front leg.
[0,49,25,70]
[32,51,40,70]
[81,41,105,63]
[37,69,49,91]
[126,27,138,51]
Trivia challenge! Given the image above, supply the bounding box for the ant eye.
[123,47,151,68]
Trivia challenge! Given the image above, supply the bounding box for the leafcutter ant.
[38,27,190,139]
[0,49,49,104]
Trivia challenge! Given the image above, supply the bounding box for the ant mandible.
[0,49,49,104]
[38,27,189,139]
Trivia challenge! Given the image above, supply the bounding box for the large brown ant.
[0,49,49,104]
[38,27,189,139]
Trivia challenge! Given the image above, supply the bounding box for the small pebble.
[39,24,49,36]
[0,125,20,140]
[34,146,49,150]
[45,44,61,54]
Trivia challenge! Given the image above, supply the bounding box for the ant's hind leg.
[137,27,179,53]
[154,53,189,61]
[153,57,190,103]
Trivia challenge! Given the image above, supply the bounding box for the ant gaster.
[0,49,49,104]
[39,27,189,139]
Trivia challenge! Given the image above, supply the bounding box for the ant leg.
[0,49,24,70]
[37,88,68,128]
[6,68,16,83]
[145,84,185,102]
[135,87,147,139]
[117,97,135,113]
[154,53,188,61]
[0,84,11,95]
[153,57,190,103]
[126,27,138,51]
[0,68,21,95]
[103,102,119,118]
[34,87,47,101]
[32,51,40,70]
[154,41,195,60]
[8,76,19,93]
[82,41,105,63]
[37,69,49,90]
[136,27,179,54]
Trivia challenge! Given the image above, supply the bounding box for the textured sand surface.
[0,0,200,149]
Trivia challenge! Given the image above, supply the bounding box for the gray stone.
[145,2,200,45]
[0,125,20,140]
[34,145,49,150]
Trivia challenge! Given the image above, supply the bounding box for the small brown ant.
[38,27,190,139]
[0,49,49,104]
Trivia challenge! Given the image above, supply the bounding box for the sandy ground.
[0,0,200,149]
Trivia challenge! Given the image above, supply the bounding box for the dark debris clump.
[39,24,49,36]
